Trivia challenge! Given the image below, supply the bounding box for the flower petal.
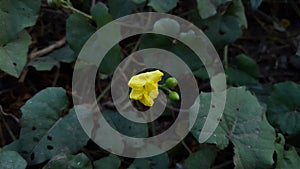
[129,89,144,100]
[128,75,146,88]
[128,70,164,107]
[140,94,154,107]
[145,70,164,83]
[145,83,159,99]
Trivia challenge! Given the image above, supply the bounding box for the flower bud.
[165,77,178,89]
[168,91,180,101]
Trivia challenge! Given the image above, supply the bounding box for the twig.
[223,45,228,69]
[19,38,66,83]
[91,0,96,6]
[181,140,192,155]
[91,83,112,110]
[0,106,17,140]
[29,37,66,59]
[52,67,60,86]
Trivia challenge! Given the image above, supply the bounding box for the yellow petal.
[129,89,144,100]
[128,70,164,107]
[128,75,146,88]
[149,88,159,99]
[145,83,159,99]
[140,94,154,107]
[145,70,164,83]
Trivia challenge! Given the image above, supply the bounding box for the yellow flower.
[128,70,164,107]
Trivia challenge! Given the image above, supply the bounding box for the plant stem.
[0,106,16,140]
[158,84,172,94]
[62,4,92,19]
[91,83,111,110]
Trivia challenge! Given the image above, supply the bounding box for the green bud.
[47,0,62,7]
[165,77,178,89]
[168,91,180,101]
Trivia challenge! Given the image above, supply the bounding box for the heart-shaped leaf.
[267,81,300,135]
[193,0,247,49]
[191,87,276,169]
[19,87,89,165]
[0,31,31,77]
[66,4,123,75]
[0,0,40,45]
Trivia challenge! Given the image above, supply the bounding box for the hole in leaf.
[236,108,240,111]
[13,62,17,66]
[219,30,225,35]
[47,145,54,150]
[201,25,208,31]
[47,136,52,141]
[30,153,35,160]
[32,126,37,131]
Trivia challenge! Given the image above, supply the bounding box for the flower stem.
[60,0,92,19]
[158,84,172,94]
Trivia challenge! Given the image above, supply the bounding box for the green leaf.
[197,0,231,19]
[128,153,169,169]
[191,87,276,169]
[132,0,146,4]
[91,2,113,28]
[99,45,123,74]
[43,153,92,169]
[267,81,300,135]
[251,0,263,10]
[19,87,89,165]
[107,0,138,18]
[103,110,148,137]
[0,31,31,77]
[66,12,123,74]
[0,0,40,45]
[94,154,120,169]
[27,56,60,71]
[226,67,258,85]
[66,13,95,55]
[139,34,202,72]
[2,140,21,152]
[193,0,247,49]
[184,146,217,169]
[148,0,177,12]
[47,45,75,63]
[275,134,300,169]
[234,54,259,78]
[0,150,27,169]
[27,46,75,71]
